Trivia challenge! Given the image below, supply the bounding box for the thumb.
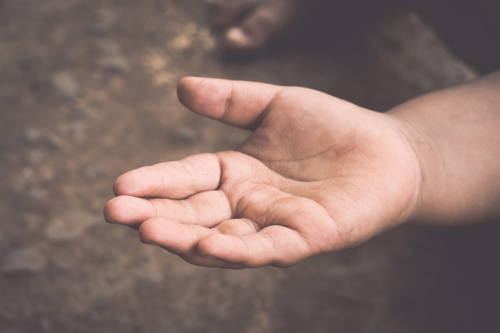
[177,77,284,129]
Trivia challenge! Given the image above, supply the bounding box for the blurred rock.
[82,165,107,181]
[52,71,79,101]
[87,311,101,323]
[45,209,102,242]
[23,128,43,145]
[137,269,163,285]
[94,40,120,56]
[25,150,44,166]
[40,317,52,332]
[72,120,85,141]
[174,127,195,145]
[27,187,48,202]
[0,308,18,321]
[10,168,35,194]
[98,55,128,74]
[46,134,67,150]
[75,105,96,119]
[93,40,129,74]
[21,213,43,230]
[39,164,56,182]
[87,8,117,34]
[2,248,47,274]
[10,178,27,195]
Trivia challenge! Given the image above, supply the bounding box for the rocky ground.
[0,0,499,332]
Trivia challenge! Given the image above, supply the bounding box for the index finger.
[113,153,222,199]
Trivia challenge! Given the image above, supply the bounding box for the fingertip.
[177,76,201,109]
[113,171,134,196]
[104,196,126,224]
[113,170,140,196]
[179,76,286,129]
[103,199,116,224]
[198,234,237,259]
[138,217,164,246]
[177,76,229,120]
[113,167,158,197]
[104,196,155,226]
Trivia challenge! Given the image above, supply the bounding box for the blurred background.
[0,0,499,332]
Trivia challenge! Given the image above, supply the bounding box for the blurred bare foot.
[208,0,310,51]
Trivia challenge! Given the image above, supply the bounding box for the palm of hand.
[104,78,419,268]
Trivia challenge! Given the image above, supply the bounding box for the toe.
[208,0,255,28]
[222,1,302,51]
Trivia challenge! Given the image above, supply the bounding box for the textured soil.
[0,1,499,332]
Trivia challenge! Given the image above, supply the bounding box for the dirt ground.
[1,0,499,332]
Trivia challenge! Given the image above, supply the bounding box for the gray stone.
[46,134,67,150]
[2,248,47,274]
[137,271,163,285]
[98,56,129,74]
[0,308,17,321]
[10,180,26,195]
[87,8,117,34]
[39,164,56,182]
[75,106,96,119]
[45,209,102,242]
[87,311,101,323]
[72,121,85,141]
[21,213,43,229]
[27,188,48,202]
[94,40,120,56]
[52,71,79,101]
[23,128,43,145]
[40,317,52,332]
[83,165,107,180]
[175,127,195,145]
[25,150,44,166]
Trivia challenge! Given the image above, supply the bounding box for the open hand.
[104,77,421,268]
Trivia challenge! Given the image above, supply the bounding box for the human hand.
[104,77,421,268]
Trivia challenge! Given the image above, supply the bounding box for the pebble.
[87,311,100,323]
[27,188,48,202]
[23,128,43,145]
[93,40,129,74]
[45,209,102,242]
[46,134,67,151]
[175,127,195,144]
[0,308,18,321]
[21,213,43,230]
[72,121,85,141]
[2,248,47,274]
[98,56,128,74]
[137,271,163,285]
[75,105,96,119]
[25,150,44,166]
[83,165,107,181]
[40,317,52,332]
[87,8,117,34]
[52,71,79,101]
[94,40,120,56]
[10,178,27,195]
[39,164,56,182]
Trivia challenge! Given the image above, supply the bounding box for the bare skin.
[104,71,500,269]
[208,0,310,51]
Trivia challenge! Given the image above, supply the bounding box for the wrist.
[386,73,500,226]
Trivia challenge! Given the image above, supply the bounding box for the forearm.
[388,70,500,226]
